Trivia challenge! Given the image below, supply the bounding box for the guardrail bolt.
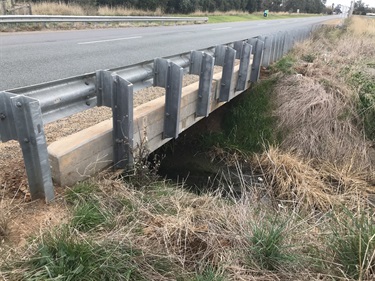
[24,138,29,143]
[0,113,5,120]
[16,102,22,108]
[86,101,90,106]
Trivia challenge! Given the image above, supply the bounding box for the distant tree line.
[353,0,375,15]
[30,0,328,14]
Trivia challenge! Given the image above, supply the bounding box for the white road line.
[256,23,266,26]
[211,27,232,31]
[78,36,142,45]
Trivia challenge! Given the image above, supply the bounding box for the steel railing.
[0,25,317,202]
[0,15,208,24]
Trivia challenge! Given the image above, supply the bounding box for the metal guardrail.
[0,15,208,24]
[0,26,315,202]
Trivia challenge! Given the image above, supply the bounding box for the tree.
[354,0,367,15]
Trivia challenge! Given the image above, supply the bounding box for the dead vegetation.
[0,16,374,281]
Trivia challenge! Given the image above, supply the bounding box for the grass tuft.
[22,226,142,280]
[271,55,296,74]
[71,200,109,232]
[247,217,294,271]
[65,182,99,204]
[328,207,375,280]
[192,266,226,281]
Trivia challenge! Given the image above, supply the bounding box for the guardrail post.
[270,33,277,64]
[262,35,273,68]
[248,37,264,82]
[154,58,183,139]
[214,45,236,102]
[0,92,54,202]
[275,32,282,61]
[189,50,215,117]
[96,71,134,169]
[113,75,134,169]
[235,42,252,91]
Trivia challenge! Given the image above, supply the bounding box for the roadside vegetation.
[0,16,374,281]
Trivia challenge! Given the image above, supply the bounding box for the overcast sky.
[325,0,375,8]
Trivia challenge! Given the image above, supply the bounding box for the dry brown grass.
[98,6,164,16]
[32,2,164,16]
[274,74,372,171]
[253,147,373,212]
[69,177,323,280]
[348,16,375,37]
[274,21,375,176]
[0,212,10,242]
[32,2,86,16]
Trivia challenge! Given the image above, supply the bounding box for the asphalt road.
[0,16,337,91]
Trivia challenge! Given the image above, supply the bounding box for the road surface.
[0,16,336,90]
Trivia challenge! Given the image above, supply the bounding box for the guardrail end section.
[9,94,54,202]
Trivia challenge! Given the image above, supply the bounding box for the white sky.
[325,0,375,8]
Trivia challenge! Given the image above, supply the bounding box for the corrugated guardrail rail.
[0,15,208,24]
[0,25,318,202]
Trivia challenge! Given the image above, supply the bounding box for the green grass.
[247,217,295,271]
[202,79,279,153]
[21,226,143,281]
[191,267,226,281]
[66,183,110,232]
[328,208,375,280]
[350,71,375,141]
[71,201,109,232]
[207,13,319,24]
[65,182,99,204]
[271,55,296,74]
